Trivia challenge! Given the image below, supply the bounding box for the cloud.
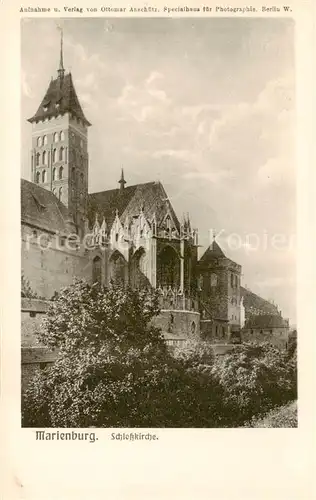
[146,71,164,85]
[21,70,33,98]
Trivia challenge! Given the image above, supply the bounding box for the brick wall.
[152,310,200,341]
[22,224,94,299]
[242,327,289,349]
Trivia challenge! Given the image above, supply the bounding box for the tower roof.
[200,240,226,263]
[27,72,91,126]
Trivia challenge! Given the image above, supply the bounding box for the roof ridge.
[89,181,156,197]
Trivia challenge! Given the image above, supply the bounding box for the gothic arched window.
[59,147,64,161]
[52,167,56,181]
[59,166,63,180]
[43,135,47,145]
[92,256,102,284]
[52,149,57,163]
[42,151,47,165]
[60,131,65,141]
[58,187,62,201]
[157,246,180,288]
[53,132,59,143]
[36,171,40,184]
[37,137,42,147]
[35,153,40,166]
[42,170,46,183]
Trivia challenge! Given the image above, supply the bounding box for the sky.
[21,17,296,323]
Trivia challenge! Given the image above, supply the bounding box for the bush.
[22,281,297,428]
[247,401,297,427]
[210,342,297,426]
[22,281,224,428]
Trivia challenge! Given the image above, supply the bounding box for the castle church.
[24,32,280,386]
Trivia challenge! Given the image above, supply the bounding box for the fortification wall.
[152,310,200,342]
[22,224,94,299]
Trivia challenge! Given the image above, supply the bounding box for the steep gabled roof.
[88,181,180,231]
[21,179,74,234]
[27,73,91,126]
[121,181,180,230]
[244,314,287,329]
[88,185,139,228]
[199,240,226,263]
[241,286,279,316]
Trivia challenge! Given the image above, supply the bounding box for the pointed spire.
[94,212,100,228]
[186,212,191,233]
[57,25,65,81]
[118,168,126,191]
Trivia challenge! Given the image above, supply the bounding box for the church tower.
[27,28,91,237]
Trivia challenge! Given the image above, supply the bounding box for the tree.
[210,342,297,426]
[22,280,224,428]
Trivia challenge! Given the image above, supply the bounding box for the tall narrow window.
[53,132,59,143]
[52,167,56,181]
[37,137,42,147]
[59,147,64,161]
[231,273,234,287]
[92,256,102,284]
[42,170,46,183]
[35,153,40,166]
[43,135,47,145]
[36,171,40,184]
[59,166,63,180]
[42,151,47,165]
[60,131,65,141]
[52,149,57,163]
[72,167,75,180]
[58,187,62,201]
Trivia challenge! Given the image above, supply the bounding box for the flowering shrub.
[22,280,223,427]
[247,401,297,428]
[22,281,297,428]
[210,342,297,426]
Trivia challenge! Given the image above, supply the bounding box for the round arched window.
[43,135,47,145]
[37,137,42,147]
[53,132,59,143]
[42,151,47,165]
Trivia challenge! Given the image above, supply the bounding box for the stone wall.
[152,309,200,342]
[21,298,54,390]
[22,223,95,299]
[242,327,289,349]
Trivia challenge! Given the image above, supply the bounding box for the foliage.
[22,282,297,428]
[287,330,297,359]
[21,273,41,299]
[22,280,223,427]
[38,279,164,352]
[210,342,297,426]
[247,401,297,428]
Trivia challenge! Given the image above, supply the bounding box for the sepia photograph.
[20,17,297,429]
